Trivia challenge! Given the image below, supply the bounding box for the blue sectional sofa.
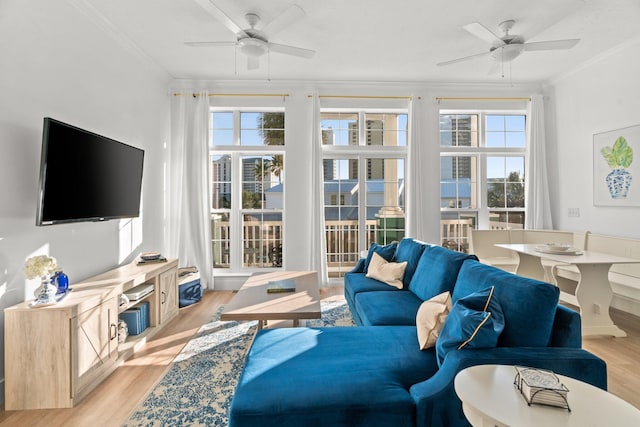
[229,238,607,427]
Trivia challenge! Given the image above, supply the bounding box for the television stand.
[4,258,179,410]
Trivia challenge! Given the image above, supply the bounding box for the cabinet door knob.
[110,323,118,340]
[161,291,166,304]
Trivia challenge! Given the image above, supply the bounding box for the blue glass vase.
[54,271,69,294]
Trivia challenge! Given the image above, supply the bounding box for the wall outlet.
[593,303,601,315]
[568,208,580,218]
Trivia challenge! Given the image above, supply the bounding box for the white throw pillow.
[365,252,407,289]
[416,291,453,350]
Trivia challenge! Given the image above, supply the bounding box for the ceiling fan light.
[238,37,267,57]
[491,44,523,62]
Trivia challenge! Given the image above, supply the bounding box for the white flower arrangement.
[24,255,58,280]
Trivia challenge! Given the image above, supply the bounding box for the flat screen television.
[36,117,145,226]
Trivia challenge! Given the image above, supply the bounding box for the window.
[321,110,408,277]
[210,111,284,271]
[440,112,526,252]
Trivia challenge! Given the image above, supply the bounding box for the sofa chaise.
[229,238,607,427]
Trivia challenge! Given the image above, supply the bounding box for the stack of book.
[267,278,296,293]
[136,252,167,265]
[119,301,150,335]
[514,366,571,411]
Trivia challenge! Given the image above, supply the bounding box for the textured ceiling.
[81,0,640,83]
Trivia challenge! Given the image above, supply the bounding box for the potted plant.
[601,136,634,198]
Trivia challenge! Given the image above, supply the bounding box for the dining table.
[495,243,640,337]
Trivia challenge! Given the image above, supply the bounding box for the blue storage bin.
[179,274,202,308]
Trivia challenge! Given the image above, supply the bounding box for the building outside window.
[321,111,408,277]
[210,110,284,271]
[440,111,526,253]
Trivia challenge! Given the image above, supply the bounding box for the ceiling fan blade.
[268,42,315,59]
[523,39,580,51]
[184,41,237,47]
[247,56,260,70]
[437,51,491,67]
[463,22,504,46]
[260,4,305,36]
[192,0,247,37]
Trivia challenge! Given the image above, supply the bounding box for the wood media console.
[4,258,179,410]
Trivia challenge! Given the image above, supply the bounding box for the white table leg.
[574,263,627,337]
[515,252,547,281]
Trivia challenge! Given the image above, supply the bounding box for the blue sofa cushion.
[363,241,398,273]
[408,245,477,301]
[354,290,423,326]
[394,238,428,288]
[435,286,504,366]
[344,273,403,316]
[453,259,560,348]
[229,326,439,427]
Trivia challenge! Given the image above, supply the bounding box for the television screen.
[36,117,144,226]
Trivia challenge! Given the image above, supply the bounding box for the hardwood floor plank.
[0,288,637,426]
[579,304,640,409]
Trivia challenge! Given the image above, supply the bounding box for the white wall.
[546,38,640,238]
[0,0,171,402]
[545,38,640,314]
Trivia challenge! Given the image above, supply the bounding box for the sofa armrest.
[550,304,582,348]
[350,258,366,273]
[409,347,606,427]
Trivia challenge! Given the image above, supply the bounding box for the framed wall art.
[593,124,640,207]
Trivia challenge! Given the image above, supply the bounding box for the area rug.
[124,299,354,426]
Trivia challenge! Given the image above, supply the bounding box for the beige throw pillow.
[417,291,453,350]
[365,252,407,289]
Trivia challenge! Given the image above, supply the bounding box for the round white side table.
[454,364,640,427]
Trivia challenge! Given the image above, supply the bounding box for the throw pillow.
[408,245,478,302]
[394,238,428,288]
[435,286,505,367]
[452,260,560,348]
[365,252,408,289]
[363,241,398,273]
[416,291,452,350]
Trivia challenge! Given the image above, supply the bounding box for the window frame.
[321,108,408,278]
[439,109,527,234]
[210,107,286,274]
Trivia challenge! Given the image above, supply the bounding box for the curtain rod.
[172,93,290,97]
[308,95,416,100]
[435,97,530,102]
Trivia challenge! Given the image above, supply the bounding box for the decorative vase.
[54,271,69,294]
[34,275,58,304]
[606,169,633,199]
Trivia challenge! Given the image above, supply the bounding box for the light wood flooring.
[0,287,638,426]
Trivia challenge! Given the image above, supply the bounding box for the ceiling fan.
[437,19,580,67]
[188,0,315,70]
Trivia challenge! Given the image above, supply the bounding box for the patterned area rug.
[125,299,354,426]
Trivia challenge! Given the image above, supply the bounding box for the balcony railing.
[212,220,281,268]
[441,218,473,253]
[211,217,521,272]
[324,220,379,277]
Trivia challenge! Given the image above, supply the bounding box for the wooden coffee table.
[221,271,321,329]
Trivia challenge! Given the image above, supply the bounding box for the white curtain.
[407,96,429,241]
[309,94,328,285]
[525,94,553,230]
[167,92,214,289]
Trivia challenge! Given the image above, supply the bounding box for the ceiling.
[82,0,640,84]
